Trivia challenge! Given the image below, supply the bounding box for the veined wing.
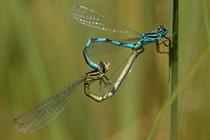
[71,5,139,35]
[87,37,140,56]
[14,76,85,134]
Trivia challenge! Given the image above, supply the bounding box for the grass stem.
[169,0,179,140]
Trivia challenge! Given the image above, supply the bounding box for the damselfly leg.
[84,66,114,102]
[156,36,171,54]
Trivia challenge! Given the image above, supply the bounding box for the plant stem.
[169,0,179,139]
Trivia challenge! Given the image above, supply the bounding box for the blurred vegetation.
[0,0,210,140]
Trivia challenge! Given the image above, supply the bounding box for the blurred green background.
[0,0,210,140]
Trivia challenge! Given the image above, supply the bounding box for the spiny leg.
[84,82,104,102]
[156,36,171,54]
[84,72,105,102]
[84,71,104,102]
[102,75,113,85]
[158,40,169,47]
[160,36,171,47]
[163,36,171,47]
[84,75,115,102]
[84,80,107,102]
[84,75,104,102]
[156,40,169,54]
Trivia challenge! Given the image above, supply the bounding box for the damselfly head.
[99,61,110,73]
[157,25,168,36]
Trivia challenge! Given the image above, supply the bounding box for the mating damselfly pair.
[13,5,171,134]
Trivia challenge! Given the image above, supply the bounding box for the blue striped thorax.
[72,5,170,70]
[139,26,168,46]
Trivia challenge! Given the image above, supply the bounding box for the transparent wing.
[71,5,139,35]
[14,76,85,134]
[87,37,140,56]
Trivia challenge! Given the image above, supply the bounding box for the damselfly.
[71,5,171,70]
[13,48,143,134]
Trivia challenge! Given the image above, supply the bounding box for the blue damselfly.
[71,5,171,70]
